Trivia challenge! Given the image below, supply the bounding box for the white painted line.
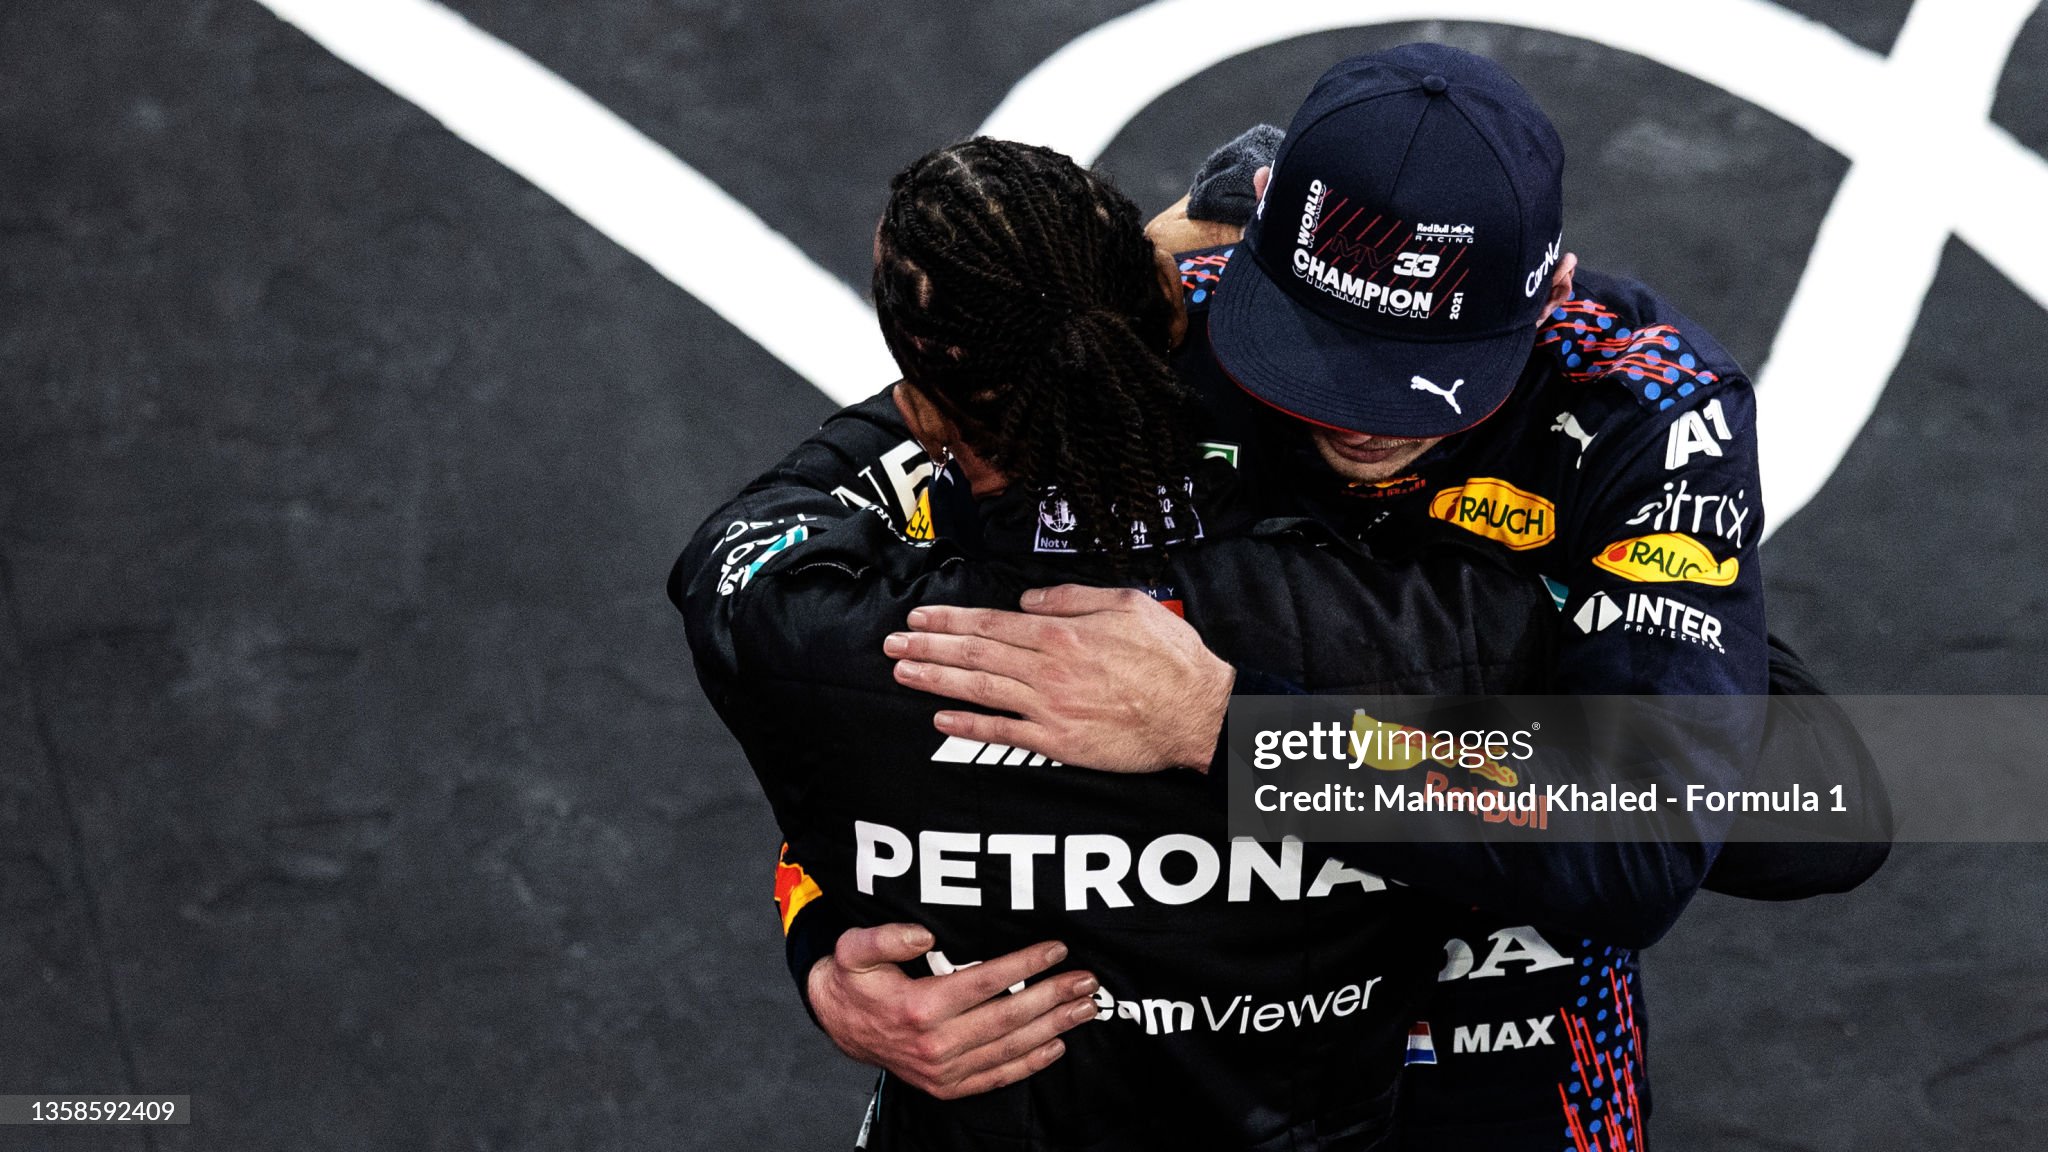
[1958,125,2048,315]
[1753,0,2040,535]
[252,0,896,408]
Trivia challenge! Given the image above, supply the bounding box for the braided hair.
[873,137,1194,562]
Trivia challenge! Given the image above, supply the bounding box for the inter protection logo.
[1574,590,1726,652]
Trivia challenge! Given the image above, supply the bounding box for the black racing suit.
[678,400,1572,1150]
[1173,248,1889,1151]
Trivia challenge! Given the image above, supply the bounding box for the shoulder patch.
[1538,295,1721,411]
[1593,532,1739,587]
[716,519,813,596]
[1179,249,1233,304]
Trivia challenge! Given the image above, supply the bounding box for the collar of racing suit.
[925,453,1255,565]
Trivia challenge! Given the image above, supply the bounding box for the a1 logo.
[1664,398,1734,469]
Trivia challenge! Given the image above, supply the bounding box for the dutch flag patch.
[1405,1022,1438,1066]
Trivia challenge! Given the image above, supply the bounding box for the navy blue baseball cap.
[1209,44,1567,438]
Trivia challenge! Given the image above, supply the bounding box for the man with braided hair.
[779,45,1887,1152]
[863,140,1197,559]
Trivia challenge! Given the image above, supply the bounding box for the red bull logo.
[1350,711,1522,787]
[1425,770,1551,830]
[1346,473,1426,500]
[774,843,821,934]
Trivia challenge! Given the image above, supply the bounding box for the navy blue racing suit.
[1180,247,1796,1151]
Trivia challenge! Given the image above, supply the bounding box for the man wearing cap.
[827,43,1880,1151]
[1159,51,1741,1149]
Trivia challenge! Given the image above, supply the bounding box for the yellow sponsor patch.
[1593,533,1739,587]
[1428,478,1557,551]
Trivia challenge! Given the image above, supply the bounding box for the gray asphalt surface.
[2,1,2045,1148]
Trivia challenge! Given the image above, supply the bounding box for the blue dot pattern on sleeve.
[1556,945,1643,1152]
[1538,293,1721,412]
[1180,249,1233,303]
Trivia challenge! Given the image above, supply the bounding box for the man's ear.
[1252,166,1271,204]
[891,380,952,461]
[1544,253,1579,315]
[1153,242,1190,350]
[892,381,1009,496]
